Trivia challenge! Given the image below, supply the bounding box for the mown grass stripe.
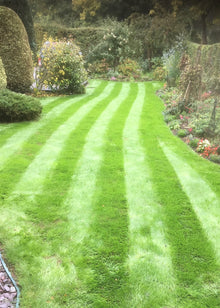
[140,82,219,307]
[65,82,127,240]
[0,84,101,168]
[0,83,123,308]
[39,80,100,107]
[160,141,220,262]
[12,82,127,306]
[0,81,99,145]
[123,83,176,307]
[73,83,138,307]
[13,82,116,195]
[0,82,108,197]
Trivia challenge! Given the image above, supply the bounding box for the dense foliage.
[87,21,132,69]
[0,89,42,122]
[0,6,33,93]
[38,38,87,93]
[0,0,36,51]
[0,57,6,90]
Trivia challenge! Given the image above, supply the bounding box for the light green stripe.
[0,86,98,170]
[123,83,176,307]
[65,83,130,242]
[13,83,116,195]
[36,83,131,300]
[160,141,220,262]
[40,80,100,106]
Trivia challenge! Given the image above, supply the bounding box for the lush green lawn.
[0,80,219,307]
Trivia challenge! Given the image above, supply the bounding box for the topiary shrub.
[0,57,7,90]
[38,37,87,94]
[0,6,33,93]
[0,89,42,122]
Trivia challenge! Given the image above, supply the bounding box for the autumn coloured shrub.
[38,37,87,93]
[153,66,166,81]
[117,58,140,78]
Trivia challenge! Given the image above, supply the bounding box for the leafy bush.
[0,89,42,122]
[164,113,176,123]
[87,21,132,69]
[189,138,199,148]
[0,6,33,93]
[209,154,220,164]
[162,38,185,87]
[153,66,166,81]
[117,58,140,77]
[177,129,187,137]
[139,59,150,73]
[168,120,180,130]
[38,37,87,93]
[151,57,163,70]
[87,59,109,77]
[0,57,6,89]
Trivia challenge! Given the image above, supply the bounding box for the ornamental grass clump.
[0,89,42,122]
[38,37,87,94]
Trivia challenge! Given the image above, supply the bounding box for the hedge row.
[0,57,6,90]
[34,23,105,56]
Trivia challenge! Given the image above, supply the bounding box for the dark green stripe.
[80,83,138,307]
[140,83,219,307]
[0,82,108,197]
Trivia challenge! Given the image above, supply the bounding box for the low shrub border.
[0,89,42,122]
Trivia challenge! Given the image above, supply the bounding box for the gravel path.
[0,258,17,308]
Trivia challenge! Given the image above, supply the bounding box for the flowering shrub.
[200,146,218,158]
[201,91,212,100]
[38,37,87,93]
[87,21,132,69]
[196,139,211,153]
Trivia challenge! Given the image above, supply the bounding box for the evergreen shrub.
[0,6,33,93]
[0,57,6,90]
[0,89,42,122]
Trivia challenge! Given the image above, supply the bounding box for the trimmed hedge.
[0,6,33,93]
[0,89,42,122]
[0,57,6,90]
[34,23,105,56]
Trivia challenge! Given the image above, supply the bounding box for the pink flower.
[179,115,183,120]
[111,76,116,81]
[188,128,192,132]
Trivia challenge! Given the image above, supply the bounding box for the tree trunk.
[201,13,208,44]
